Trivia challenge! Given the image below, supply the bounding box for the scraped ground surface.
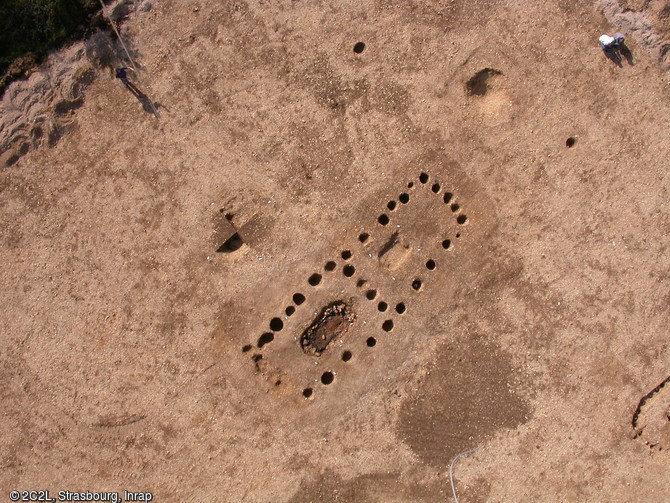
[2,0,670,501]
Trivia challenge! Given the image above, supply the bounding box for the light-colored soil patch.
[2,0,670,502]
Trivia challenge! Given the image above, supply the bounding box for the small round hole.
[395,303,406,314]
[359,233,370,243]
[426,259,436,270]
[399,193,410,204]
[242,344,252,353]
[308,273,322,286]
[321,371,335,385]
[366,289,377,300]
[324,261,337,271]
[366,337,377,347]
[412,279,423,291]
[407,182,414,188]
[443,192,453,204]
[419,173,429,184]
[431,183,441,193]
[382,320,394,332]
[285,305,295,316]
[341,250,352,260]
[293,293,306,305]
[274,379,282,386]
[456,232,461,238]
[270,318,284,331]
[353,42,366,54]
[387,200,397,211]
[450,203,460,212]
[356,279,367,288]
[342,350,352,362]
[343,265,356,277]
[566,137,576,148]
[258,332,274,348]
[303,388,313,398]
[378,301,388,312]
[378,214,390,225]
[457,214,467,225]
[442,239,451,249]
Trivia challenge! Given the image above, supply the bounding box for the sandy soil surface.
[2,0,670,501]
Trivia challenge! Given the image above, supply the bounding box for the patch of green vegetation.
[0,0,101,86]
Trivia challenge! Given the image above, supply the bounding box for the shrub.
[0,0,100,81]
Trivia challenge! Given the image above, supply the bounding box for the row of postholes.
[242,171,469,400]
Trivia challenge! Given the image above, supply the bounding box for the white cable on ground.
[449,445,482,503]
[98,0,137,70]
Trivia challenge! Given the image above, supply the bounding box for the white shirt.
[599,34,615,49]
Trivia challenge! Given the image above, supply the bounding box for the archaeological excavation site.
[1,0,670,501]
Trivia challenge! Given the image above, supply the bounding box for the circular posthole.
[321,371,335,385]
[285,305,296,316]
[270,317,284,331]
[353,42,366,54]
[343,265,356,277]
[382,320,394,332]
[242,344,252,353]
[378,214,390,225]
[450,203,460,212]
[378,301,388,312]
[399,193,410,204]
[407,181,415,188]
[359,233,370,243]
[426,259,436,270]
[395,302,406,314]
[293,292,306,305]
[431,183,441,193]
[412,279,423,291]
[366,289,377,300]
[387,200,397,211]
[325,261,337,272]
[342,350,352,362]
[442,239,451,249]
[258,332,274,348]
[303,388,314,399]
[457,214,468,225]
[566,137,576,148]
[366,336,377,347]
[419,172,429,184]
[308,273,322,286]
[341,250,352,260]
[443,192,453,204]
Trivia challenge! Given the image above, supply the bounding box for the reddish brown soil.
[2,0,670,501]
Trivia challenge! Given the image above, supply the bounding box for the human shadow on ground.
[604,44,634,68]
[123,80,162,118]
[605,48,623,67]
[619,43,634,65]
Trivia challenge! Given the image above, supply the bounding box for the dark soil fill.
[397,341,531,465]
[466,68,502,96]
[300,301,355,356]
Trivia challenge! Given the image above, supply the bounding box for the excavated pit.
[300,301,355,356]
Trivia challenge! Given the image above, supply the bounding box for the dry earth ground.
[1,0,670,501]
